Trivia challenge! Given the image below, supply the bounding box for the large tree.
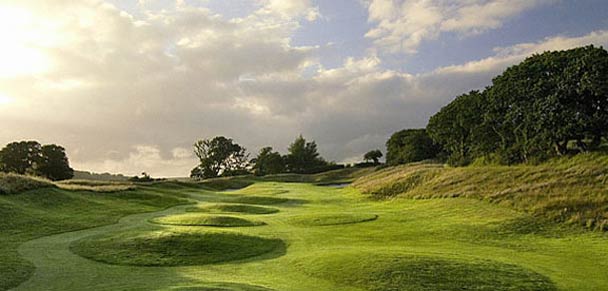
[37,145,74,181]
[190,136,249,179]
[363,149,383,164]
[252,147,285,176]
[284,135,327,173]
[386,129,441,165]
[485,45,608,162]
[427,90,494,166]
[0,141,74,180]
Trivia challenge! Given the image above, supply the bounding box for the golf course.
[2,163,608,291]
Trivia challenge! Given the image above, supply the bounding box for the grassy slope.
[0,177,190,290]
[353,153,608,231]
[12,182,608,290]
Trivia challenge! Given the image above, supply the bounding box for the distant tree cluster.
[190,135,346,179]
[387,45,608,166]
[0,141,74,181]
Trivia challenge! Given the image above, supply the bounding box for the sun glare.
[0,5,51,77]
[0,93,13,105]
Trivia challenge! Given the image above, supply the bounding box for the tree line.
[386,45,608,166]
[0,141,74,181]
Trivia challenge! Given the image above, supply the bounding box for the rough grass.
[260,167,377,184]
[288,213,378,226]
[0,173,55,195]
[299,252,557,291]
[70,230,285,266]
[150,214,264,227]
[353,153,608,231]
[186,204,279,215]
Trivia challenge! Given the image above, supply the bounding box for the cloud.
[0,0,606,177]
[364,0,551,54]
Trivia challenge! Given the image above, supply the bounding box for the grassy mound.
[353,153,608,231]
[0,173,55,195]
[186,204,279,215]
[170,282,273,291]
[301,253,556,291]
[150,214,264,227]
[70,230,285,266]
[289,213,378,226]
[224,196,293,205]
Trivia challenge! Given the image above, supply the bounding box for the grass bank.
[352,153,608,231]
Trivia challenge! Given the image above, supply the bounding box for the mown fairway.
[7,182,608,290]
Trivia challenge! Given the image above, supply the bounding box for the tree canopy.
[0,141,74,181]
[385,129,441,165]
[363,149,383,164]
[190,136,249,179]
[425,45,608,165]
[252,147,285,176]
[284,135,328,174]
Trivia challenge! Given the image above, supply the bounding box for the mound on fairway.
[223,196,294,205]
[186,204,279,215]
[289,213,378,226]
[150,214,264,227]
[170,282,274,291]
[301,253,556,291]
[70,230,285,266]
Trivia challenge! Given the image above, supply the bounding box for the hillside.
[352,153,608,231]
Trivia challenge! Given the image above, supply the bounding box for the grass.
[0,173,55,195]
[288,213,378,226]
[186,204,280,215]
[3,167,608,290]
[352,153,608,231]
[150,213,265,227]
[223,196,295,205]
[70,230,285,266]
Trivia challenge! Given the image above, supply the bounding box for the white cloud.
[364,0,551,54]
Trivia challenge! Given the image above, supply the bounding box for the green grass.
[223,196,295,205]
[186,204,279,215]
[3,169,608,290]
[288,213,378,226]
[151,214,265,227]
[298,252,556,291]
[70,230,285,266]
[353,153,608,231]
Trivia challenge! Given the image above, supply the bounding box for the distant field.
[1,159,608,290]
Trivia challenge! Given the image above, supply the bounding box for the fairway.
[10,182,608,290]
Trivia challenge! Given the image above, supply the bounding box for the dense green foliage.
[0,141,73,181]
[191,136,250,179]
[385,129,441,165]
[283,135,329,174]
[363,149,383,164]
[426,45,608,165]
[252,147,285,176]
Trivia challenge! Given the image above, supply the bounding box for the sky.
[0,0,607,177]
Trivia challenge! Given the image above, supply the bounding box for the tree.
[363,149,383,164]
[427,90,495,166]
[252,147,285,176]
[284,135,327,173]
[385,129,441,165]
[0,141,43,174]
[485,45,608,162]
[190,136,249,179]
[37,144,74,181]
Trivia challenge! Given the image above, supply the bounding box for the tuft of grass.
[0,173,55,195]
[150,214,264,227]
[70,230,285,266]
[298,252,557,291]
[288,213,378,226]
[186,204,279,215]
[353,153,608,231]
